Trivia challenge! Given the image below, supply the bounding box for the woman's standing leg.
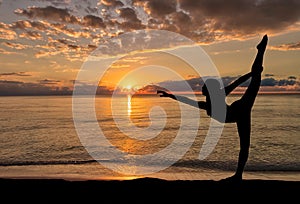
[223,35,268,182]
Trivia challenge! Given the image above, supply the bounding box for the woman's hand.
[157,90,170,97]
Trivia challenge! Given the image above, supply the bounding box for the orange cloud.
[270,42,300,51]
[0,22,17,40]
[2,42,31,50]
[19,31,43,40]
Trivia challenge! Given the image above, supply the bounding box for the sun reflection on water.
[127,94,132,117]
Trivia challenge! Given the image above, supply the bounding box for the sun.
[119,82,143,95]
[126,85,132,90]
[121,84,133,93]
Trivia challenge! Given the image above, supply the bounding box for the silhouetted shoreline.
[1,177,299,202]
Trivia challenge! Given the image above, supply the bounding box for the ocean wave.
[0,160,97,166]
[1,159,299,172]
[173,159,300,171]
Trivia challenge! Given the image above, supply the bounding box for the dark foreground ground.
[1,177,299,202]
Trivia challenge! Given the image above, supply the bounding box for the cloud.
[15,6,106,29]
[38,79,61,85]
[179,0,300,36]
[288,76,297,80]
[15,6,80,24]
[72,82,114,95]
[270,42,300,51]
[118,7,145,30]
[4,1,300,48]
[100,0,124,7]
[5,1,299,65]
[46,22,93,38]
[34,37,96,61]
[0,22,17,40]
[1,75,298,96]
[0,72,31,77]
[260,77,277,86]
[0,80,72,96]
[82,15,106,28]
[135,84,168,94]
[19,31,43,40]
[13,20,48,31]
[131,0,300,43]
[264,73,274,77]
[2,42,31,50]
[0,48,25,55]
[156,75,300,93]
[260,77,297,87]
[138,0,177,17]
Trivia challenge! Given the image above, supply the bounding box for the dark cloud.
[159,79,197,92]
[0,80,23,84]
[0,80,72,96]
[259,77,297,87]
[15,6,80,24]
[14,6,106,31]
[118,7,145,30]
[178,0,300,37]
[132,0,300,42]
[171,11,192,28]
[270,42,300,51]
[136,84,168,94]
[157,76,229,92]
[0,72,31,77]
[261,77,277,86]
[277,79,296,86]
[288,76,297,80]
[96,85,114,95]
[1,75,299,95]
[119,7,138,21]
[82,15,106,28]
[138,0,177,17]
[73,83,113,95]
[8,0,300,51]
[38,79,61,85]
[157,75,299,92]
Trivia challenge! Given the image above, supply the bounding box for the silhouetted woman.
[158,35,268,182]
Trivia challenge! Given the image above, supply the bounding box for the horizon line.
[1,91,300,97]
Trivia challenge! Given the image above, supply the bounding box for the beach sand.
[1,176,299,202]
[1,165,299,201]
[1,164,299,201]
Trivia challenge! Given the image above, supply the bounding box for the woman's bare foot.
[220,174,242,183]
[256,34,268,52]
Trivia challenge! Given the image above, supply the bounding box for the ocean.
[0,94,299,181]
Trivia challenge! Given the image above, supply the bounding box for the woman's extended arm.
[224,72,252,96]
[157,90,207,110]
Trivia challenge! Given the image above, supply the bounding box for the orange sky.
[0,0,299,95]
